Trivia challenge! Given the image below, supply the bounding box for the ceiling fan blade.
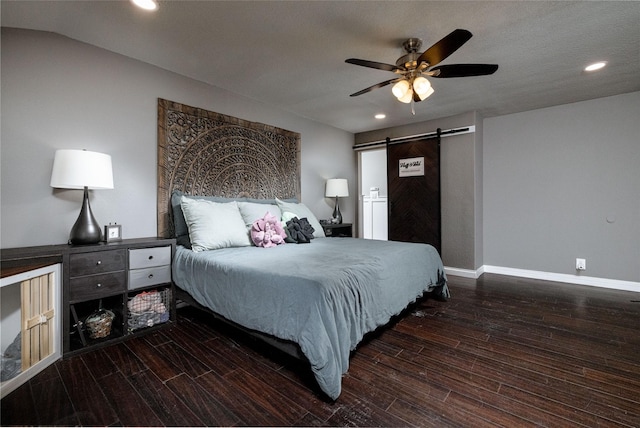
[430,64,499,78]
[345,58,405,73]
[417,29,472,67]
[349,78,401,97]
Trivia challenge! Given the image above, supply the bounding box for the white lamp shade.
[325,178,349,197]
[50,149,114,189]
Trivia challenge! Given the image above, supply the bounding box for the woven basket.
[85,309,115,339]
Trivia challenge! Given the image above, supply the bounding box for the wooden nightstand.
[1,237,176,358]
[322,223,353,238]
[65,237,175,355]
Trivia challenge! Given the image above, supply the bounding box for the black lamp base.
[69,187,102,245]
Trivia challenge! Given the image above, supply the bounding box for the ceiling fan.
[346,29,498,107]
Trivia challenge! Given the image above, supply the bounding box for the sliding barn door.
[387,136,441,252]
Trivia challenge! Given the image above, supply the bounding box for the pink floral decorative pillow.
[250,212,287,248]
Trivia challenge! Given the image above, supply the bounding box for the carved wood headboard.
[157,98,301,238]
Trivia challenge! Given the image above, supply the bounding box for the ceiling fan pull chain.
[411,98,416,115]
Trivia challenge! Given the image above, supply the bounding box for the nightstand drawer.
[129,246,171,269]
[69,271,126,302]
[128,265,171,290]
[69,249,126,277]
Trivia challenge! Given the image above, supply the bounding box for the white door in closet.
[362,196,388,240]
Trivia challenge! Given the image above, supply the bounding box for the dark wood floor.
[2,274,639,427]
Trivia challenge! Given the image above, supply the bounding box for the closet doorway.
[359,148,388,240]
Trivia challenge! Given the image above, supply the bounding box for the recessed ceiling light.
[374,113,386,119]
[131,0,158,11]
[584,61,607,72]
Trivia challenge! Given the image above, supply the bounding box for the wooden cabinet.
[64,238,175,355]
[67,248,127,352]
[125,246,172,334]
[3,237,176,358]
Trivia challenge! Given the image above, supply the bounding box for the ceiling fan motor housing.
[402,38,422,53]
[397,38,424,69]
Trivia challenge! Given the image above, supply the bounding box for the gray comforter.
[173,237,447,400]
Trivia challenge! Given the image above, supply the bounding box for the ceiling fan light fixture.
[417,86,434,101]
[392,80,411,99]
[398,90,413,104]
[412,76,431,96]
[345,30,498,109]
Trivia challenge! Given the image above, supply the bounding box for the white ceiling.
[2,1,639,133]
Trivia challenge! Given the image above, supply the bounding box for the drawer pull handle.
[148,274,154,279]
[148,255,154,260]
[96,283,102,288]
[96,260,102,265]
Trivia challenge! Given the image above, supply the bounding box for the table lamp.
[325,178,349,224]
[50,149,114,245]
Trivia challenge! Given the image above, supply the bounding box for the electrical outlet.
[576,258,586,271]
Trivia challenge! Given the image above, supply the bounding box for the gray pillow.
[238,201,282,231]
[180,197,251,251]
[171,191,234,246]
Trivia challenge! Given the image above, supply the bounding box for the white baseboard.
[444,266,483,279]
[445,265,640,292]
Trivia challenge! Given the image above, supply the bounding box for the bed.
[156,99,448,400]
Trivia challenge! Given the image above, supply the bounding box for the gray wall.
[1,28,356,248]
[355,112,481,270]
[483,91,640,282]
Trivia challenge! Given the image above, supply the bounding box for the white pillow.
[180,197,251,251]
[237,201,282,231]
[275,198,325,238]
